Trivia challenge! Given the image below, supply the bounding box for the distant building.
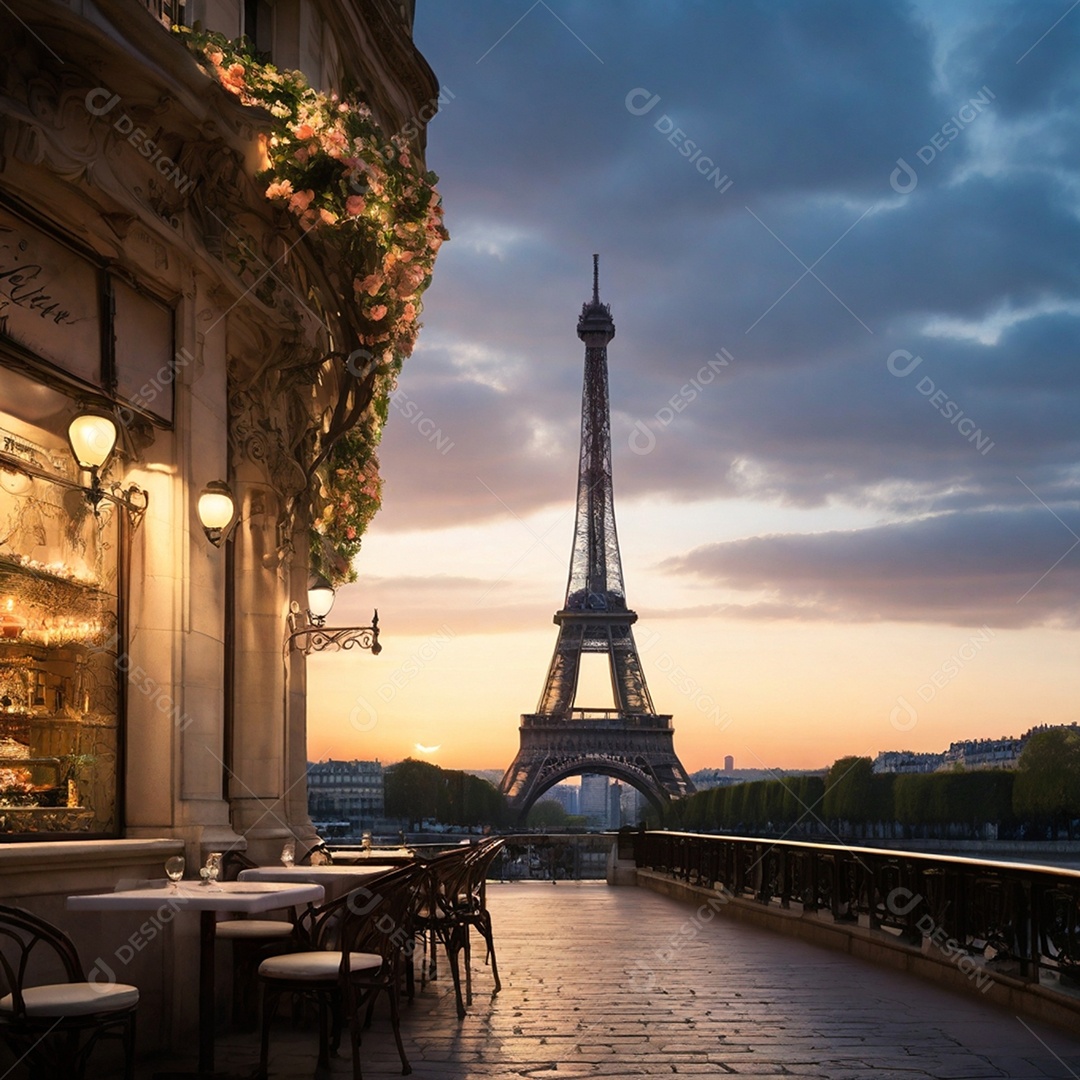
[307,759,384,836]
[724,755,734,771]
[872,750,945,774]
[580,773,611,828]
[608,781,622,829]
[545,783,579,816]
[941,737,1024,771]
[875,723,1080,774]
[621,784,647,824]
[689,767,819,790]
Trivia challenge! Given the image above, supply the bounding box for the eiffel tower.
[500,256,695,820]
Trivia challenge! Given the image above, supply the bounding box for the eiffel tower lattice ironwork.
[500,256,695,819]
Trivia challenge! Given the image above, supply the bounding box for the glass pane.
[0,464,119,836]
[113,278,175,423]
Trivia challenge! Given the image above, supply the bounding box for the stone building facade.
[0,0,439,1060]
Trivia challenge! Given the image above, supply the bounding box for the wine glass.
[165,855,185,890]
[205,852,222,888]
[280,840,295,867]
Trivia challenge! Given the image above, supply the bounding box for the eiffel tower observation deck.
[500,257,695,819]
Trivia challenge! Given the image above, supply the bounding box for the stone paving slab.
[133,881,1080,1079]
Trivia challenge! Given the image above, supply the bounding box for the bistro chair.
[0,903,138,1080]
[457,837,506,1007]
[257,864,426,1079]
[412,845,477,1019]
[215,849,298,1029]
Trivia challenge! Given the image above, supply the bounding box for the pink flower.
[345,195,366,217]
[322,129,348,156]
[265,179,294,200]
[223,63,246,89]
[319,208,338,225]
[288,188,315,213]
[357,273,382,296]
[294,123,316,141]
[369,305,388,321]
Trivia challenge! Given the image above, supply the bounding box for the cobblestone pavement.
[147,881,1080,1078]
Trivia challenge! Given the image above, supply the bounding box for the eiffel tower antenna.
[500,257,695,820]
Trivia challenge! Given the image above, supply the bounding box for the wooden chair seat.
[257,864,426,1080]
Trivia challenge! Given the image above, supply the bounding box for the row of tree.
[384,759,509,827]
[666,728,1080,839]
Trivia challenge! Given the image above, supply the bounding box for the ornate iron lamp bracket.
[284,604,381,656]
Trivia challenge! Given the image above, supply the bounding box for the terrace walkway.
[144,882,1080,1078]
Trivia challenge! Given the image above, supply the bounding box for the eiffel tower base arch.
[500,715,694,822]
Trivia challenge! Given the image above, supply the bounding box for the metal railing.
[328,833,619,881]
[142,0,185,28]
[636,831,1080,984]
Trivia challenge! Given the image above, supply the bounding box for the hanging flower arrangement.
[175,27,448,581]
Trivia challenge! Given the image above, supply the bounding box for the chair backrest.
[338,865,427,978]
[300,841,334,866]
[294,865,416,952]
[422,847,475,915]
[457,833,503,911]
[0,904,83,1020]
[220,850,258,881]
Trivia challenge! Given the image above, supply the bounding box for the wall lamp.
[196,480,237,546]
[66,410,149,526]
[285,573,381,656]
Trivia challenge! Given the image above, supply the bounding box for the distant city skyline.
[309,2,1080,775]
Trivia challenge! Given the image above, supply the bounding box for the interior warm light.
[306,573,336,625]
[0,469,31,496]
[197,480,236,546]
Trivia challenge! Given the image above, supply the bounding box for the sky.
[308,0,1080,777]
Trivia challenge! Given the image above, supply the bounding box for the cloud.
[661,507,1080,628]
[382,0,1080,635]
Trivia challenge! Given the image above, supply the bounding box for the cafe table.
[237,862,398,902]
[67,878,324,1075]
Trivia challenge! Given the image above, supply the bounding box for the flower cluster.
[311,423,384,581]
[176,28,447,581]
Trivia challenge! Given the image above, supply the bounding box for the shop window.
[0,387,119,837]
